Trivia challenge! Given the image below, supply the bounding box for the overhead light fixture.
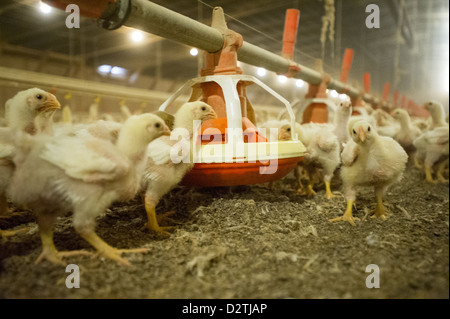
[295,79,305,88]
[330,90,339,98]
[257,67,266,77]
[131,30,144,42]
[190,48,199,56]
[339,94,348,100]
[97,65,112,75]
[110,66,127,76]
[278,75,287,83]
[39,1,52,14]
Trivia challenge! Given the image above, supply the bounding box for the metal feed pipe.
[44,0,382,106]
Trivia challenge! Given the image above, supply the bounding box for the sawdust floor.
[0,164,448,299]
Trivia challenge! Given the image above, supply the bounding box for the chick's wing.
[40,136,129,183]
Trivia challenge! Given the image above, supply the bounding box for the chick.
[279,122,341,199]
[332,101,352,149]
[8,114,170,266]
[330,120,408,225]
[372,109,400,138]
[413,126,449,183]
[141,101,217,235]
[1,89,60,237]
[4,88,60,134]
[424,101,447,130]
[391,108,422,152]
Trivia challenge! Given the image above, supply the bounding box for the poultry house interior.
[0,0,448,303]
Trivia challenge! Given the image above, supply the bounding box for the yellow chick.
[391,108,422,152]
[141,101,217,235]
[330,119,408,225]
[1,88,60,238]
[413,126,449,183]
[279,121,341,199]
[8,114,170,266]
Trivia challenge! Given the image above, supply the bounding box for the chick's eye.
[36,94,43,100]
[201,106,206,111]
[353,129,356,134]
[287,128,291,132]
[155,123,161,128]
[368,126,371,132]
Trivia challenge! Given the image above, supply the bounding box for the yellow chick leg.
[0,227,28,239]
[436,161,449,183]
[325,181,341,199]
[370,193,388,221]
[305,183,316,197]
[143,195,173,236]
[424,165,437,183]
[329,200,360,226]
[414,156,423,169]
[36,222,92,266]
[79,230,148,267]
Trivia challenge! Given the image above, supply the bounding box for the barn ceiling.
[0,0,448,107]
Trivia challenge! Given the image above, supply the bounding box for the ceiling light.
[39,2,52,14]
[190,48,199,56]
[131,30,144,42]
[110,66,127,76]
[330,90,339,98]
[257,68,266,77]
[97,65,112,75]
[295,79,305,88]
[278,75,287,83]
[339,94,348,100]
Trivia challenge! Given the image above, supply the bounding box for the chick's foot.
[329,200,360,226]
[0,227,28,239]
[79,231,148,267]
[325,181,342,200]
[370,203,388,221]
[305,184,316,198]
[35,248,93,266]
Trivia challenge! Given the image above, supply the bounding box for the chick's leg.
[436,160,449,183]
[324,180,342,199]
[424,165,437,183]
[35,214,92,266]
[414,156,423,169]
[77,230,148,267]
[143,192,173,236]
[329,199,360,226]
[371,187,388,221]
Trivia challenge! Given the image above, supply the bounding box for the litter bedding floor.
[0,163,448,299]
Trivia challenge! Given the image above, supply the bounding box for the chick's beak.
[162,124,171,136]
[202,110,217,121]
[40,93,61,112]
[358,126,366,142]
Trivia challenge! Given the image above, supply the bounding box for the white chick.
[372,109,400,138]
[141,101,217,235]
[5,88,60,134]
[1,88,60,238]
[259,119,289,142]
[391,108,422,152]
[8,114,170,266]
[413,126,449,183]
[332,101,352,149]
[424,101,447,129]
[330,120,408,225]
[279,122,341,199]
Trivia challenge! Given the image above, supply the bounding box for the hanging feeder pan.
[159,74,306,187]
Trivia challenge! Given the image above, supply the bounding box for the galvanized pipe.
[46,0,381,105]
